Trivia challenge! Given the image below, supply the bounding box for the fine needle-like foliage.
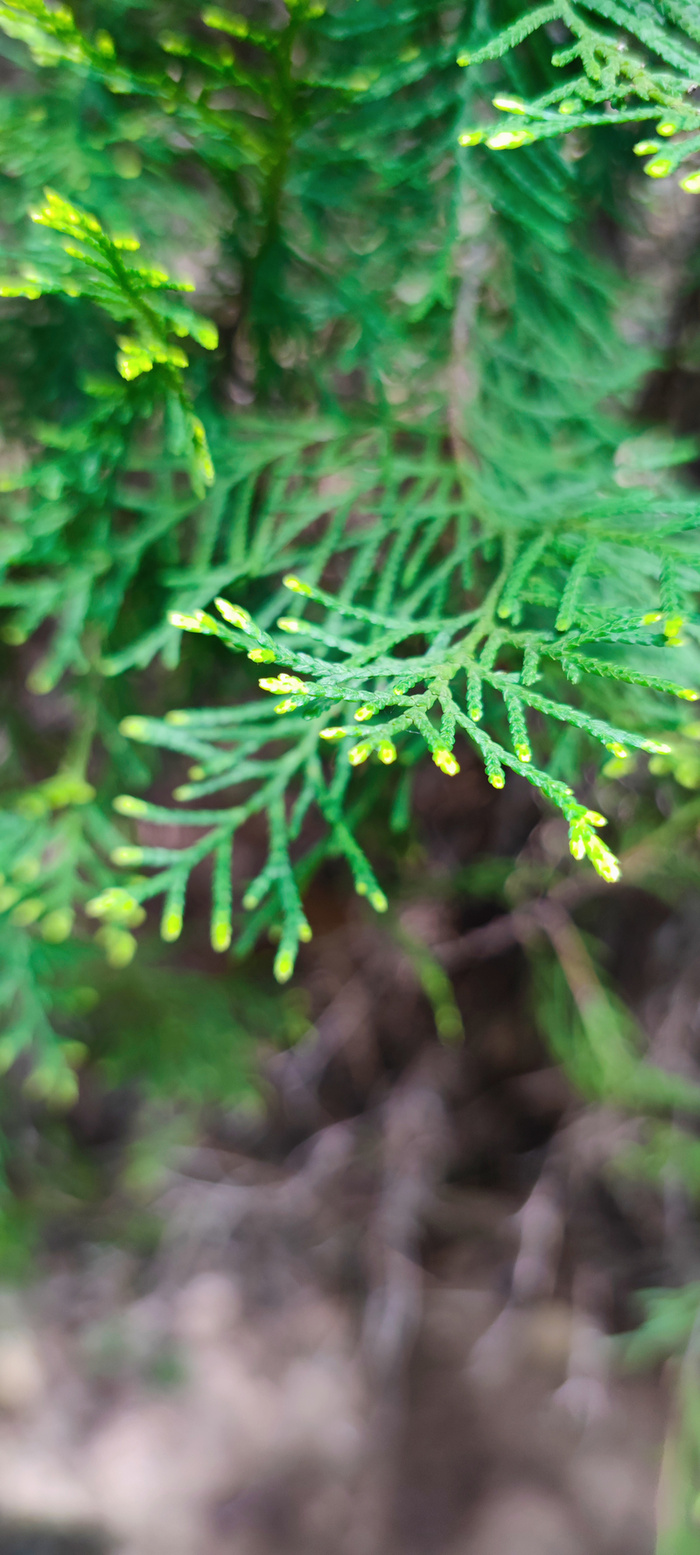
[1,0,700,1060]
[457,1,700,188]
[118,546,691,983]
[0,0,697,1222]
[2,1,700,1540]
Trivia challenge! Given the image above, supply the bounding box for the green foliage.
[625,1283,700,1369]
[114,542,697,979]
[458,1,700,190]
[1,4,700,1539]
[0,0,699,1061]
[624,1284,700,1554]
[0,5,698,1144]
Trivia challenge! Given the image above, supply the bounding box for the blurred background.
[0,748,687,1555]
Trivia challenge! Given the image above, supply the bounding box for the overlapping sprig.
[457,1,700,193]
[2,0,700,1037]
[0,768,134,1101]
[0,187,219,693]
[0,188,217,495]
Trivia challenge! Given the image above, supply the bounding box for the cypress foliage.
[3,0,700,1008]
[3,6,700,1515]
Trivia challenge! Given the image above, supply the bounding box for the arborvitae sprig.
[0,764,134,1099]
[1,187,216,496]
[1,1,700,1051]
[3,6,700,1531]
[109,511,700,980]
[457,1,700,192]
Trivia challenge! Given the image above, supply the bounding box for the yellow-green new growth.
[96,926,137,968]
[161,908,183,943]
[645,158,673,179]
[86,887,141,922]
[169,610,215,633]
[215,598,252,629]
[568,812,621,883]
[493,95,528,114]
[274,949,295,982]
[259,673,309,694]
[40,907,74,944]
[113,794,149,817]
[211,919,231,952]
[433,747,460,776]
[487,129,533,150]
[11,897,45,927]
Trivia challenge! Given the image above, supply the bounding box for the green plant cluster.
[0,0,697,1049]
[1,0,700,1539]
[457,2,700,185]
